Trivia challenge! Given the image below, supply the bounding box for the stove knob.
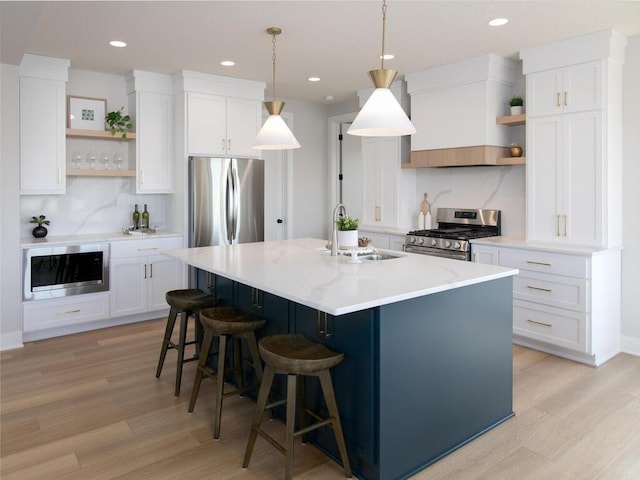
[417,238,425,245]
[454,241,461,249]
[445,240,452,248]
[431,239,437,247]
[408,237,416,244]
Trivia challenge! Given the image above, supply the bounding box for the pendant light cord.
[380,0,387,70]
[271,31,277,102]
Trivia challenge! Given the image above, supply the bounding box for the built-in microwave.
[23,243,110,301]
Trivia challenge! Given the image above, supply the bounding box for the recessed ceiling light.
[488,18,509,27]
[324,95,334,101]
[308,76,320,82]
[220,60,235,67]
[109,40,127,48]
[380,54,395,60]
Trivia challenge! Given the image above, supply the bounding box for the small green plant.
[508,95,524,107]
[29,215,50,227]
[336,215,359,231]
[105,107,132,139]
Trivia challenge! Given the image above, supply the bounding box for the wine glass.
[100,152,110,170]
[71,150,83,169]
[113,152,124,170]
[85,150,97,169]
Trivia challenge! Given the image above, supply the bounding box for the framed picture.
[67,95,107,131]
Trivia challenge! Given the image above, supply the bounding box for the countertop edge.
[470,236,623,256]
[21,231,184,248]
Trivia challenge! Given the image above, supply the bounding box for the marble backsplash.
[414,164,526,238]
[20,176,169,239]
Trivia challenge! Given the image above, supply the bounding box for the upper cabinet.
[126,71,175,193]
[526,61,602,117]
[177,71,265,159]
[520,29,627,248]
[19,55,70,195]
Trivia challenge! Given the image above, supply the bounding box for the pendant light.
[252,27,301,150]
[348,0,416,137]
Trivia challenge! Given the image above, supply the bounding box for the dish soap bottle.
[132,204,140,230]
[142,204,150,229]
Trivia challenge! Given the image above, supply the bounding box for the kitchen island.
[164,238,518,480]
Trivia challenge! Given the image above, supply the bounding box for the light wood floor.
[1,318,639,480]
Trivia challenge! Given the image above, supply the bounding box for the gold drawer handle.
[526,260,552,266]
[527,319,552,327]
[57,309,81,316]
[527,285,552,292]
[137,247,159,251]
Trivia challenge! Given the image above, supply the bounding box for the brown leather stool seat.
[243,333,352,480]
[188,306,266,439]
[156,289,218,396]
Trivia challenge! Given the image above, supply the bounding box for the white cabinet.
[527,111,603,246]
[361,136,414,230]
[126,71,175,193]
[187,92,262,158]
[19,55,70,194]
[526,61,602,118]
[23,292,109,332]
[472,241,621,366]
[110,237,183,318]
[521,30,626,249]
[359,231,406,252]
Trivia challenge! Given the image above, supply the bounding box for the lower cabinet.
[110,237,183,317]
[360,230,407,252]
[23,292,109,332]
[472,241,621,365]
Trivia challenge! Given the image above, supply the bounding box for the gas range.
[405,208,501,261]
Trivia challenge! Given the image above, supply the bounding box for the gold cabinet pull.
[149,263,153,278]
[317,310,324,336]
[556,92,560,107]
[140,169,145,184]
[564,91,568,106]
[527,285,552,292]
[137,247,158,251]
[251,288,262,309]
[564,215,568,237]
[527,319,552,328]
[316,311,330,338]
[526,260,552,266]
[227,139,231,151]
[556,214,561,236]
[144,264,147,279]
[221,139,226,151]
[57,309,80,316]
[57,167,62,184]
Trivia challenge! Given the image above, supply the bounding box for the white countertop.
[21,231,183,248]
[164,238,518,316]
[470,236,622,256]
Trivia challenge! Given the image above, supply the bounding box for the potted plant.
[105,107,132,139]
[30,215,50,238]
[336,215,359,249]
[508,95,524,115]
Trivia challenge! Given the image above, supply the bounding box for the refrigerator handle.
[225,165,234,244]
[231,162,239,242]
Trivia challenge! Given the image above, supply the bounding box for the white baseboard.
[621,335,640,357]
[0,331,24,351]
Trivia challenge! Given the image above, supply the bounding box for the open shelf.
[491,157,526,165]
[67,169,135,177]
[66,128,136,140]
[496,113,526,126]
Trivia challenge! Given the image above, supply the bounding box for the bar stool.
[243,333,352,480]
[188,306,266,439]
[156,289,218,396]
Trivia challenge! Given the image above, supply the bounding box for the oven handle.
[404,245,468,261]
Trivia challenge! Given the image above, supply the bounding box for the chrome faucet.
[331,203,346,256]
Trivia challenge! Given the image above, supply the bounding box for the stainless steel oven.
[405,208,501,261]
[23,243,110,300]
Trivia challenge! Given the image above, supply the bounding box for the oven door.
[405,245,469,261]
[23,243,110,300]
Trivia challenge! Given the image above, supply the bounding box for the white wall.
[621,35,640,352]
[282,98,329,240]
[0,64,23,350]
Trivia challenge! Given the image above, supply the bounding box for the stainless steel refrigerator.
[188,156,264,288]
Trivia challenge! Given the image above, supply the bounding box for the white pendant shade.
[348,87,416,137]
[252,114,301,150]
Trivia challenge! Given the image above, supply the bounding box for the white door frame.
[327,112,357,237]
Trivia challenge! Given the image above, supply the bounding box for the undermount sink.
[358,252,404,261]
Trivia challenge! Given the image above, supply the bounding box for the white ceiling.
[2,1,640,104]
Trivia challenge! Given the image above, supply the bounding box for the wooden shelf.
[67,169,135,177]
[491,157,526,165]
[66,128,136,140]
[496,113,526,126]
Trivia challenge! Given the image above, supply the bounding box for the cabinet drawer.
[500,248,588,278]
[23,292,109,332]
[513,271,588,313]
[513,299,587,352]
[110,237,182,259]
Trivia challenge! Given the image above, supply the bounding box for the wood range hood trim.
[403,145,526,168]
